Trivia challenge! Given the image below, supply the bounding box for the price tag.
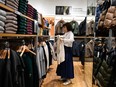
[97,52,100,58]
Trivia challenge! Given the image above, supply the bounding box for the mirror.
[84,0,96,87]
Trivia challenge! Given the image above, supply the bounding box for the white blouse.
[62,31,74,47]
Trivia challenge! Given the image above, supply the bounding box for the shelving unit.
[0,2,50,87]
[0,34,36,37]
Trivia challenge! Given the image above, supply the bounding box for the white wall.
[28,0,87,16]
[28,0,95,24]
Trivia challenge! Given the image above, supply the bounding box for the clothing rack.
[0,2,50,87]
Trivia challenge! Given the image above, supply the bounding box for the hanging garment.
[78,17,86,36]
[85,40,94,58]
[46,41,52,66]
[79,41,85,66]
[10,50,25,87]
[72,40,82,57]
[21,52,34,87]
[70,20,79,35]
[36,47,46,79]
[111,0,116,6]
[96,60,113,87]
[41,46,47,71]
[0,49,25,87]
[86,20,95,36]
[0,50,13,87]
[55,20,65,35]
[42,42,49,69]
[49,41,56,61]
[95,4,103,30]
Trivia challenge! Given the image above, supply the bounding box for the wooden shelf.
[0,3,35,21]
[0,3,14,12]
[0,3,49,38]
[0,3,44,25]
[38,35,50,37]
[0,34,50,38]
[0,34,36,37]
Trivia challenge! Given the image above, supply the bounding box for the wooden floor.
[84,62,93,87]
[41,61,88,87]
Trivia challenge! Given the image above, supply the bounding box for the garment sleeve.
[63,33,74,43]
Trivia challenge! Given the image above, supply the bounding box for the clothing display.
[43,18,49,35]
[93,39,116,87]
[36,46,46,79]
[0,0,116,87]
[72,40,83,57]
[86,20,95,36]
[85,40,94,58]
[17,0,28,34]
[46,41,53,66]
[0,0,5,4]
[55,20,65,35]
[0,38,55,87]
[0,9,6,33]
[6,0,18,10]
[78,41,85,66]
[5,0,19,34]
[70,20,79,36]
[0,49,25,87]
[78,17,86,36]
[5,12,18,33]
[26,4,34,34]
[21,52,39,87]
[95,0,116,36]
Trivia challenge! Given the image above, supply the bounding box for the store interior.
[0,0,116,87]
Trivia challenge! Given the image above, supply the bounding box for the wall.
[28,0,87,16]
[28,0,95,37]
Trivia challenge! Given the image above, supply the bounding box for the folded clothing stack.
[6,0,19,10]
[0,0,5,4]
[5,0,19,34]
[26,4,34,34]
[33,9,38,34]
[0,9,6,33]
[17,0,28,34]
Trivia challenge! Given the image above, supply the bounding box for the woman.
[56,22,74,85]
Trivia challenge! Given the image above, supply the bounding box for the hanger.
[4,41,10,59]
[20,40,36,57]
[20,45,36,57]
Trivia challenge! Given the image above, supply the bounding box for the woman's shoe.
[63,80,72,85]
